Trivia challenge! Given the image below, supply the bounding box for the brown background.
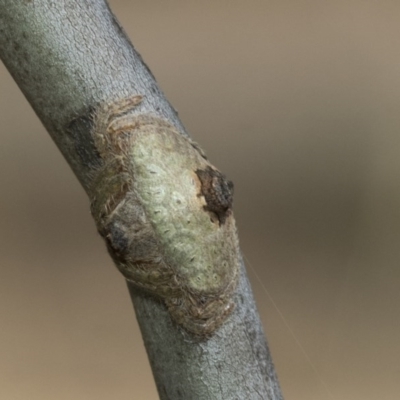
[1,1,400,399]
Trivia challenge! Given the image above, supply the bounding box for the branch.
[0,1,283,399]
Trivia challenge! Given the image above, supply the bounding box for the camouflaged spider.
[89,96,240,337]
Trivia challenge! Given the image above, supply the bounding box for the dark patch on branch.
[66,112,102,170]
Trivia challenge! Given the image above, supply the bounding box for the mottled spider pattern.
[89,96,240,337]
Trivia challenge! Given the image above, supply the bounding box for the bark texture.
[0,1,283,399]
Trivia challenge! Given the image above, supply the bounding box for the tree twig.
[0,1,283,398]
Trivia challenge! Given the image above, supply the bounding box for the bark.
[0,1,283,399]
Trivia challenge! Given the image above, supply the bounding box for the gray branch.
[0,1,283,399]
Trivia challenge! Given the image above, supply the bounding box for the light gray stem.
[0,1,283,399]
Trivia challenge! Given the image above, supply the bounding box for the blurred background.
[1,1,400,399]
